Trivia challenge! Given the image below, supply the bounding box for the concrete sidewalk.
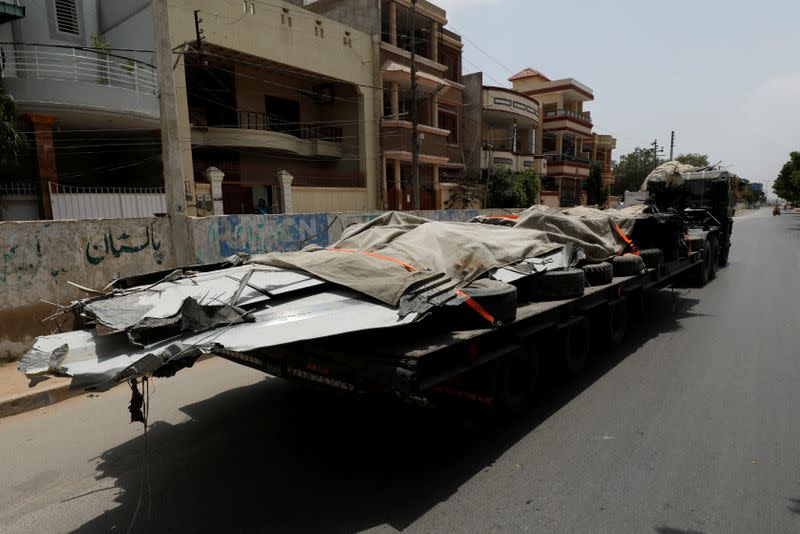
[0,362,80,419]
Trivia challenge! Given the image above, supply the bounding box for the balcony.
[543,109,592,125]
[382,120,451,164]
[0,43,159,126]
[546,154,591,178]
[192,110,344,158]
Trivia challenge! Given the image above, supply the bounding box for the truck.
[20,172,736,418]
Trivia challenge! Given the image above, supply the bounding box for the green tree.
[739,179,767,208]
[610,147,660,196]
[675,153,710,167]
[487,167,539,208]
[773,151,800,202]
[586,162,609,206]
[0,83,26,177]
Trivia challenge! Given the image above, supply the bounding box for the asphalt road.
[1,208,799,534]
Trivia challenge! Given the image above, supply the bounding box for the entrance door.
[222,184,254,214]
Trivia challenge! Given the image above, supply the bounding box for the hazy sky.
[437,0,799,192]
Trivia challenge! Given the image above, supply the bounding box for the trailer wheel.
[717,245,730,267]
[639,248,664,269]
[608,299,628,346]
[611,254,644,277]
[493,347,537,414]
[707,235,719,280]
[562,317,591,374]
[582,262,613,285]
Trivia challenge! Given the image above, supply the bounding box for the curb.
[0,382,82,420]
[0,354,217,420]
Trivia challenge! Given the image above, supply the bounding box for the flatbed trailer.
[216,250,705,413]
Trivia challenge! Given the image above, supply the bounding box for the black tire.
[451,279,518,326]
[493,347,537,415]
[707,235,719,280]
[608,299,628,346]
[639,248,664,269]
[562,317,591,375]
[517,269,586,301]
[582,262,613,286]
[611,254,644,277]
[696,240,711,286]
[718,245,730,267]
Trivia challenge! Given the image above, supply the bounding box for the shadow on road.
[653,527,704,534]
[73,290,700,533]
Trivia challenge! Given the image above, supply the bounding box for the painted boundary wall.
[0,209,509,360]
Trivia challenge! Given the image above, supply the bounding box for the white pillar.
[389,1,397,46]
[432,96,439,128]
[277,169,294,213]
[391,81,400,119]
[204,166,225,215]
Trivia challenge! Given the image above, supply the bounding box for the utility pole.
[193,10,206,64]
[650,138,663,167]
[409,0,420,210]
[153,0,191,265]
[669,130,675,160]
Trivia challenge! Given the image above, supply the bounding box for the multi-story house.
[0,1,162,220]
[309,0,465,210]
[0,0,382,219]
[462,71,544,193]
[510,67,615,207]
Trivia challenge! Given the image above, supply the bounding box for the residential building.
[0,1,162,220]
[1,0,382,219]
[461,71,543,204]
[510,67,615,207]
[309,0,465,210]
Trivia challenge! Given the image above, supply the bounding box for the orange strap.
[613,223,640,255]
[326,248,418,272]
[482,215,520,220]
[455,289,496,325]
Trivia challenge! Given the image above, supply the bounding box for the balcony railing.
[543,109,592,124]
[234,110,343,142]
[546,154,592,165]
[0,43,157,95]
[0,181,38,196]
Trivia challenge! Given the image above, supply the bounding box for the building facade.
[0,0,162,220]
[510,67,615,207]
[1,0,382,219]
[461,71,544,205]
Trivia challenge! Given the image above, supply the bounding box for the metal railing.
[234,110,343,142]
[49,182,166,220]
[0,181,38,196]
[0,43,157,96]
[543,109,592,124]
[546,153,592,165]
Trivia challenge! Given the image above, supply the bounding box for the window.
[54,0,80,35]
[438,106,459,146]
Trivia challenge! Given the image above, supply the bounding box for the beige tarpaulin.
[639,160,703,191]
[250,211,564,307]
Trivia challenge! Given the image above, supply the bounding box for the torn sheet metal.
[20,288,418,391]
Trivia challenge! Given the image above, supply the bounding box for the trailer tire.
[717,245,730,267]
[639,248,664,269]
[608,299,628,346]
[562,317,591,375]
[493,347,537,415]
[519,269,586,301]
[452,279,518,326]
[582,262,613,286]
[707,235,719,280]
[612,254,644,277]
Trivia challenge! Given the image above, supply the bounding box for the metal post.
[669,130,675,160]
[410,0,420,210]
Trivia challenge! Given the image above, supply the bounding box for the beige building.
[166,0,382,215]
[510,68,615,207]
[462,71,544,191]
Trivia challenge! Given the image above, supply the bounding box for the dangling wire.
[127,377,152,534]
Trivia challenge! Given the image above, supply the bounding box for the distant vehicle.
[773,205,781,216]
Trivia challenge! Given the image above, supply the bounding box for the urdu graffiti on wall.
[213,213,330,257]
[1,239,42,285]
[85,221,164,265]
